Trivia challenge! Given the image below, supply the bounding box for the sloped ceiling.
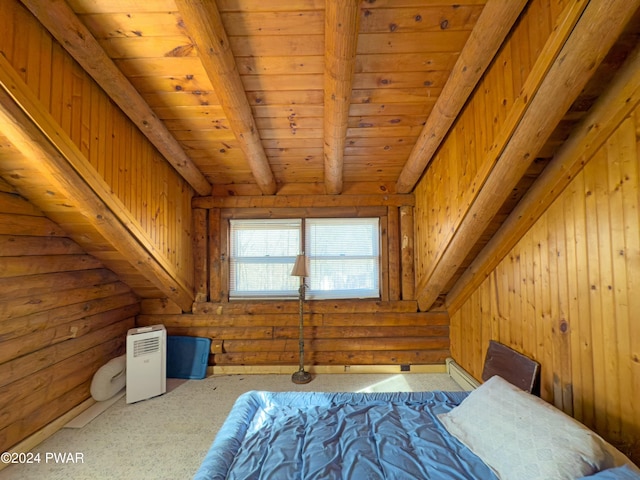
[24,0,526,196]
[2,0,639,311]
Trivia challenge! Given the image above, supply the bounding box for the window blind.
[229,217,380,300]
[305,218,379,300]
[229,219,301,298]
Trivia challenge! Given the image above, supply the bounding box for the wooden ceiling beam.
[0,73,194,311]
[193,193,415,209]
[175,0,277,196]
[395,0,528,194]
[417,0,639,311]
[446,44,640,314]
[414,0,588,311]
[19,0,211,196]
[324,0,360,195]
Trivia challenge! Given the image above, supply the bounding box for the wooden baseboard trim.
[0,398,95,472]
[208,364,447,376]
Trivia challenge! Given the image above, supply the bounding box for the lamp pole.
[291,254,312,384]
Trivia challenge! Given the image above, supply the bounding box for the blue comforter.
[194,390,498,479]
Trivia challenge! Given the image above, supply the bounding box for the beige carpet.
[0,373,465,480]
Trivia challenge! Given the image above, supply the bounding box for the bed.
[194,342,639,480]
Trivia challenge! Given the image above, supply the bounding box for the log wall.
[448,103,640,461]
[143,196,451,368]
[0,0,194,299]
[139,300,449,368]
[0,179,138,453]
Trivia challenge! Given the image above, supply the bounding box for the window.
[229,219,301,298]
[305,218,379,300]
[229,218,380,300]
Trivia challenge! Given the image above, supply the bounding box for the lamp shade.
[291,254,309,277]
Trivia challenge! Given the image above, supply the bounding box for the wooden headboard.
[482,340,540,395]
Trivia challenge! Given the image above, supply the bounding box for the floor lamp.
[291,253,312,384]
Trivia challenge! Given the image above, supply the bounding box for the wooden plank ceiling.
[49,0,497,195]
[3,0,639,310]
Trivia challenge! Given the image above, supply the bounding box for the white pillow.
[438,375,613,480]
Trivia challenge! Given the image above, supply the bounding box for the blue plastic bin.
[166,336,211,379]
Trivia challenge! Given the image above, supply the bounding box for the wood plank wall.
[413,0,564,288]
[412,0,640,462]
[449,103,640,461]
[141,199,451,368]
[0,0,194,295]
[0,179,139,453]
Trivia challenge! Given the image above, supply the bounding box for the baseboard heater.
[446,357,480,391]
